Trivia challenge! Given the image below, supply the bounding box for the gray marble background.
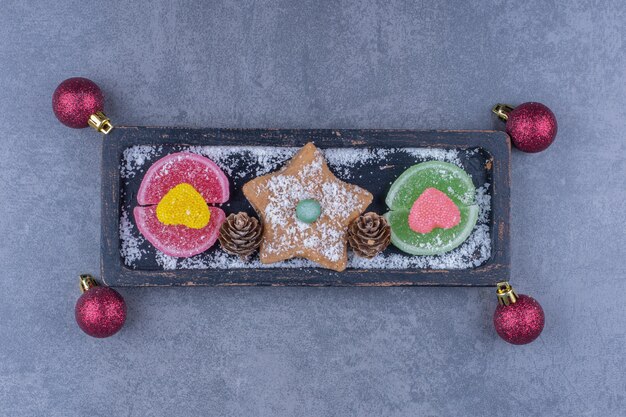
[0,1,624,416]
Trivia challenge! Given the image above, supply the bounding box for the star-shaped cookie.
[243,143,373,271]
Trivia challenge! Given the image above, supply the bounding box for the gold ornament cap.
[87,111,113,134]
[79,274,99,293]
[495,281,518,306]
[492,104,515,122]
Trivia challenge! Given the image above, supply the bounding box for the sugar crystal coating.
[156,183,211,229]
[408,188,461,233]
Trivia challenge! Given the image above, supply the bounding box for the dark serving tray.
[101,127,510,287]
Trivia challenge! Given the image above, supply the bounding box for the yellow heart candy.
[156,183,211,229]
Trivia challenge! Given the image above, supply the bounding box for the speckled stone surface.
[0,1,624,415]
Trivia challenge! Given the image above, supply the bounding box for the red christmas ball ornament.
[75,274,126,338]
[493,282,544,345]
[492,102,557,153]
[52,77,113,134]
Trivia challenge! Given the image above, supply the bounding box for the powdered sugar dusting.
[325,148,394,178]
[119,209,145,265]
[119,145,492,271]
[476,183,491,223]
[121,145,163,179]
[403,148,462,167]
[350,225,490,269]
[178,251,318,270]
[186,146,297,178]
[155,250,178,270]
[259,149,367,263]
[325,147,462,179]
[121,145,462,182]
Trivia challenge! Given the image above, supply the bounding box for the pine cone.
[348,212,391,258]
[219,212,263,259]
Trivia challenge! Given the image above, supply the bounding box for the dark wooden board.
[101,127,510,287]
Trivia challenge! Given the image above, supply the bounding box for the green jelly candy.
[296,199,322,223]
[384,161,479,256]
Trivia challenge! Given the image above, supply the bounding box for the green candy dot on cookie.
[296,199,322,224]
[385,161,479,256]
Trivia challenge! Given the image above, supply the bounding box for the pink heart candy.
[408,187,461,234]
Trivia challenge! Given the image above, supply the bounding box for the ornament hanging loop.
[492,104,514,122]
[79,274,98,293]
[88,111,113,134]
[495,281,518,306]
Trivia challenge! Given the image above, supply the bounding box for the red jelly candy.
[134,152,229,257]
[134,205,226,257]
[137,152,229,206]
